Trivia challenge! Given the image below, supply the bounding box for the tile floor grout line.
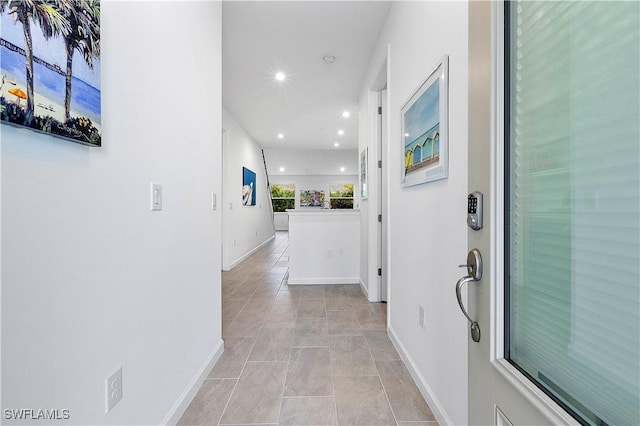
[271,243,298,424]
[365,330,400,426]
[327,297,340,426]
[276,338,295,424]
[275,260,296,425]
[215,335,258,426]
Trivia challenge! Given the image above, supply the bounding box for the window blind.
[507,2,639,425]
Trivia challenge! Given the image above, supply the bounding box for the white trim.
[388,325,453,426]
[161,339,225,425]
[371,55,388,92]
[285,210,360,217]
[287,277,360,285]
[359,278,369,299]
[223,234,275,271]
[492,360,581,426]
[490,0,506,367]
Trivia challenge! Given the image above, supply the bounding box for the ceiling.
[264,148,359,176]
[222,1,391,151]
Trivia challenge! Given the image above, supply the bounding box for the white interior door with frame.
[379,89,388,303]
[467,2,639,425]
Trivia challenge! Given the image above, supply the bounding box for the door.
[379,89,388,302]
[467,2,639,425]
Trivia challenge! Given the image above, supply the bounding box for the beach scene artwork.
[0,1,101,146]
[300,190,324,207]
[401,55,448,186]
[403,81,440,176]
[242,167,256,206]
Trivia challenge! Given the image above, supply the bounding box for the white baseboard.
[161,339,225,425]
[388,326,453,426]
[359,278,369,298]
[287,277,359,285]
[223,234,275,271]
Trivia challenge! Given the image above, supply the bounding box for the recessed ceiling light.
[279,167,285,172]
[334,142,340,147]
[340,166,346,172]
[337,129,344,135]
[275,72,286,81]
[323,55,336,64]
[342,111,350,118]
[277,133,284,139]
[404,133,410,137]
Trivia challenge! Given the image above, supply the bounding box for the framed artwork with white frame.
[401,55,449,186]
[360,147,368,199]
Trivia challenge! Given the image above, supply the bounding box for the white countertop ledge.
[286,209,360,216]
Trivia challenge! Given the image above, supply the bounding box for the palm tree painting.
[0,0,101,146]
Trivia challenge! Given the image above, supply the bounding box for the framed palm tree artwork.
[0,0,101,147]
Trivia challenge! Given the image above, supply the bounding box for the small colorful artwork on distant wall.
[242,167,256,206]
[0,1,101,147]
[360,148,368,199]
[300,190,325,207]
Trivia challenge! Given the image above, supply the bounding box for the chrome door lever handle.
[456,275,476,324]
[455,249,483,342]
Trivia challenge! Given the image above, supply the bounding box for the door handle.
[456,249,482,342]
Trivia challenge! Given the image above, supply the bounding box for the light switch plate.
[151,183,162,211]
[211,192,217,211]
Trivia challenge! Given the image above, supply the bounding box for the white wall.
[358,2,469,425]
[270,174,358,209]
[1,2,222,424]
[288,211,360,285]
[222,109,275,270]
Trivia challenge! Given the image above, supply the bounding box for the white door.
[379,89,388,303]
[467,2,639,425]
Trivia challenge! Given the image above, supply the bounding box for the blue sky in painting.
[1,12,100,88]
[404,81,439,148]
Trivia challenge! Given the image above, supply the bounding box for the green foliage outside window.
[329,184,354,209]
[271,184,295,212]
[329,184,354,198]
[330,199,354,209]
[271,184,295,198]
[272,198,295,212]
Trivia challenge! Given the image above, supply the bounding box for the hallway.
[179,232,437,425]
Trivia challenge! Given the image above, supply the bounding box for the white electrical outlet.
[105,367,123,413]
[419,305,425,329]
[211,192,217,211]
[326,249,334,258]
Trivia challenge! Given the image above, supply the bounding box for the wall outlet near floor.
[326,248,334,258]
[419,305,425,329]
[105,366,123,413]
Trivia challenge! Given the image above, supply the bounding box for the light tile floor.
[179,232,438,426]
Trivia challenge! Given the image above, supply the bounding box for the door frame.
[365,50,389,304]
[469,2,587,424]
